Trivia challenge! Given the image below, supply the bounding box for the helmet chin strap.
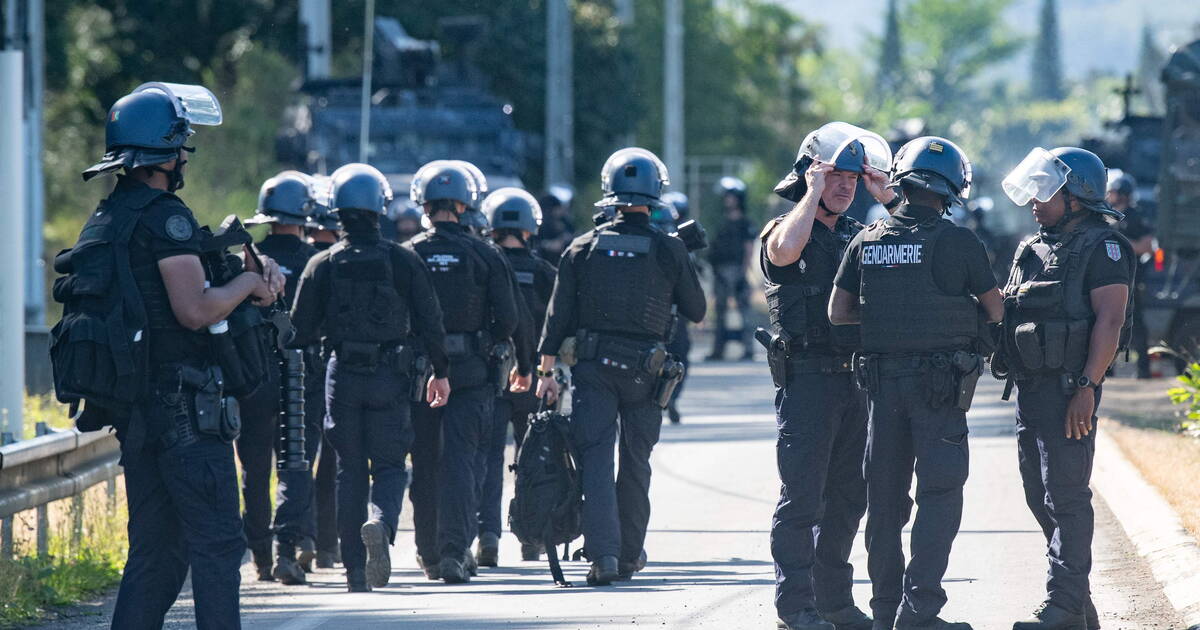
[1048,190,1088,233]
[151,157,187,192]
[817,199,840,219]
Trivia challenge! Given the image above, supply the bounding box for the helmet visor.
[133,82,223,126]
[799,122,893,172]
[309,175,333,209]
[1002,147,1070,207]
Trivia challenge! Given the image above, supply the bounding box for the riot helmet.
[247,171,316,226]
[411,160,478,209]
[891,136,972,208]
[454,161,488,209]
[650,202,680,233]
[661,191,690,222]
[329,163,392,214]
[775,122,892,202]
[1002,146,1121,220]
[596,147,670,209]
[483,188,543,234]
[83,82,223,190]
[716,176,747,201]
[1107,169,1137,198]
[460,208,492,238]
[546,184,575,208]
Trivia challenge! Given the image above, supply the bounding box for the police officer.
[391,200,425,244]
[997,148,1134,630]
[234,171,321,584]
[1106,170,1154,379]
[70,83,283,628]
[658,191,692,425]
[829,137,1003,630]
[763,122,898,630]
[707,176,756,361]
[477,187,558,565]
[536,148,706,586]
[537,185,577,265]
[407,160,520,583]
[290,163,451,592]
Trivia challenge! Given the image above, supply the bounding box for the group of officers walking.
[53,82,1131,630]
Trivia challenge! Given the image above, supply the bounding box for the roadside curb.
[1093,430,1200,629]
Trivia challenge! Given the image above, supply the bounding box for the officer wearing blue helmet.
[762,122,899,630]
[830,137,1004,630]
[63,83,284,628]
[707,176,757,361]
[290,163,451,592]
[657,191,693,425]
[536,148,706,585]
[997,148,1134,630]
[475,187,559,565]
[406,160,520,583]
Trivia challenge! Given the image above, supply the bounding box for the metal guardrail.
[0,424,122,557]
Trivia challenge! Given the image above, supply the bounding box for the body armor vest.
[1002,221,1134,377]
[765,215,861,355]
[323,239,410,345]
[859,216,979,354]
[506,249,552,331]
[256,234,317,307]
[409,227,488,333]
[577,228,675,340]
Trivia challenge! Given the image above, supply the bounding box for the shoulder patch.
[164,214,194,242]
[1104,240,1122,262]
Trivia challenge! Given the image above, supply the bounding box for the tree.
[877,0,904,96]
[1030,0,1064,101]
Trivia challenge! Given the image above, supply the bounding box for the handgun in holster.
[755,327,791,388]
[410,351,432,403]
[952,350,983,412]
[653,358,686,409]
[490,339,515,396]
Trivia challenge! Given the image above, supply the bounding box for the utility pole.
[0,37,27,441]
[358,0,375,163]
[663,0,684,190]
[24,0,44,328]
[299,0,331,80]
[544,0,574,188]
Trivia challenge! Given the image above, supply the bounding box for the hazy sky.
[774,0,1200,79]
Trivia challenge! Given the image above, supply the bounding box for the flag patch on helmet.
[929,142,944,153]
[1105,241,1122,262]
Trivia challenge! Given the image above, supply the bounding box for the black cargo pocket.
[1047,439,1094,488]
[1014,322,1044,370]
[1041,321,1067,370]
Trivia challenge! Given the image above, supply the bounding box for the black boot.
[316,548,339,569]
[1085,599,1099,630]
[346,568,371,593]
[360,520,391,588]
[252,547,274,582]
[777,610,836,630]
[416,553,441,580]
[476,532,500,568]
[272,542,307,585]
[1013,602,1085,630]
[616,549,647,581]
[821,606,873,630]
[297,538,316,573]
[439,556,470,584]
[895,618,972,630]
[586,555,619,586]
[520,543,542,561]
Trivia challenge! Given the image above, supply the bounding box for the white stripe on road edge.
[1093,430,1200,628]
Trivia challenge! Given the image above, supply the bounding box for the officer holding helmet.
[997,148,1134,630]
[407,160,520,583]
[236,171,321,584]
[536,148,706,586]
[476,187,558,564]
[762,122,898,630]
[66,82,283,628]
[829,137,1003,630]
[290,163,451,592]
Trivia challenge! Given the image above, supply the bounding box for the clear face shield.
[133,82,223,126]
[1002,147,1070,207]
[600,148,670,194]
[452,160,488,198]
[799,122,893,172]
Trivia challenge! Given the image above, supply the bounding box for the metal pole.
[25,0,44,327]
[664,0,685,190]
[357,0,375,163]
[544,0,573,188]
[299,0,331,80]
[0,50,26,442]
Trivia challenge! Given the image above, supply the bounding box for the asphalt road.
[43,360,1185,629]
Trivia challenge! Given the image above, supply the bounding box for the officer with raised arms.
[61,82,283,628]
[997,148,1134,630]
[407,160,520,583]
[235,171,321,584]
[290,163,451,592]
[829,137,1003,630]
[536,148,706,586]
[762,122,897,630]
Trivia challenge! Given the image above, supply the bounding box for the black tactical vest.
[1002,221,1135,377]
[256,234,318,307]
[764,214,862,355]
[859,216,979,354]
[409,226,488,333]
[323,239,410,345]
[505,249,552,331]
[577,228,675,340]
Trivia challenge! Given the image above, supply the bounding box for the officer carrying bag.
[508,405,582,586]
[50,197,151,430]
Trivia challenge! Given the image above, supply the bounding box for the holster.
[411,351,433,403]
[952,351,983,412]
[653,358,686,409]
[490,340,516,396]
[755,327,791,388]
[182,365,240,443]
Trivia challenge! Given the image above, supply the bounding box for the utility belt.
[444,331,494,359]
[155,362,242,448]
[755,326,853,387]
[576,330,683,409]
[855,350,983,412]
[334,340,415,375]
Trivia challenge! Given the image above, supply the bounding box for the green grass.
[21,393,74,439]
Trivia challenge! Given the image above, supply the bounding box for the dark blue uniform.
[540,212,705,572]
[291,225,448,587]
[761,214,869,623]
[834,205,996,627]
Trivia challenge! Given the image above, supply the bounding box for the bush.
[1166,362,1200,435]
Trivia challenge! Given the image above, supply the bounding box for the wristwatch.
[1075,375,1099,390]
[883,195,902,210]
[536,368,555,378]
